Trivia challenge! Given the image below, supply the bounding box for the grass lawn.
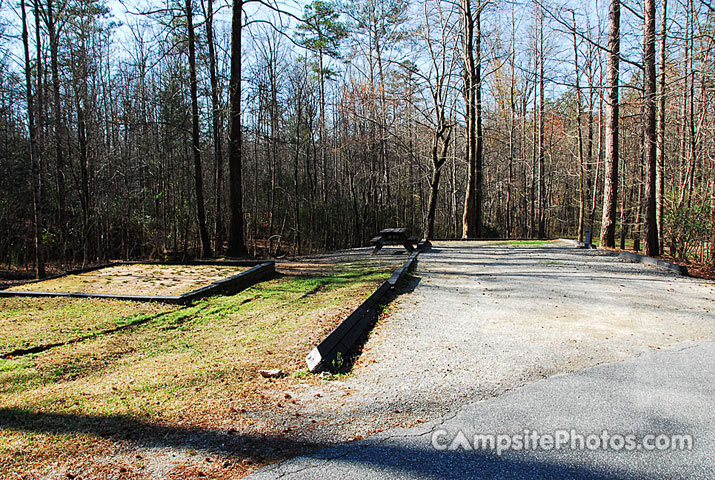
[0,260,397,479]
[490,240,553,246]
[0,298,174,355]
[7,264,249,296]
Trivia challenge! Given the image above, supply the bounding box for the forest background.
[0,0,713,274]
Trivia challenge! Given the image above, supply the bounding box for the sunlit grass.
[0,260,396,476]
[490,240,553,246]
[0,298,173,354]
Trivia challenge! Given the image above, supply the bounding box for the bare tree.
[461,0,483,238]
[21,0,45,278]
[599,0,620,248]
[227,0,248,256]
[416,0,458,239]
[537,3,546,239]
[3,0,715,268]
[201,0,225,254]
[187,0,212,258]
[643,0,659,255]
[571,10,586,243]
[656,0,667,253]
[44,0,68,253]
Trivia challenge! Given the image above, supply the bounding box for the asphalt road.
[246,341,715,479]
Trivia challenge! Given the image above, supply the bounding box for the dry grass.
[0,259,398,479]
[7,264,248,296]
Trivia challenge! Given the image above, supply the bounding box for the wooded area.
[1,0,714,276]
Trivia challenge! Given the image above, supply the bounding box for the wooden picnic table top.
[379,228,407,236]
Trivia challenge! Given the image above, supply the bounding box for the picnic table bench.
[370,228,417,255]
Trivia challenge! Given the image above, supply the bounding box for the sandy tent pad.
[7,263,248,296]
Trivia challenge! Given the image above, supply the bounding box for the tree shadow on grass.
[0,407,321,461]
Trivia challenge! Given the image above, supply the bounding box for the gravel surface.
[255,240,715,460]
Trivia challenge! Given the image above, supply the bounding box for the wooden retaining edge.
[112,259,264,267]
[178,261,275,303]
[418,240,432,252]
[0,261,275,304]
[306,251,420,373]
[618,251,688,276]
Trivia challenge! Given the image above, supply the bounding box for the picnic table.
[370,228,417,255]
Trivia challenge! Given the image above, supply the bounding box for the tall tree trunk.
[68,30,92,264]
[677,1,689,205]
[643,0,659,256]
[293,93,302,256]
[473,0,483,238]
[656,0,667,254]
[507,13,516,238]
[537,6,546,239]
[21,0,45,278]
[572,12,586,243]
[531,66,537,237]
[76,95,91,265]
[686,0,696,209]
[586,38,595,242]
[227,0,248,256]
[187,0,212,258]
[374,17,390,212]
[591,36,605,236]
[33,0,43,144]
[426,131,451,240]
[47,0,67,255]
[461,0,482,238]
[619,158,628,249]
[203,0,224,255]
[711,171,715,264]
[269,68,278,244]
[318,51,327,203]
[600,0,620,248]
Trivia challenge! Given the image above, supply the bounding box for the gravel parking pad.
[278,240,715,449]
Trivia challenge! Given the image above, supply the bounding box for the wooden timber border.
[618,251,689,276]
[306,241,429,373]
[0,260,275,305]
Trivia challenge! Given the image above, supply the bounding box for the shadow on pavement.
[288,441,644,480]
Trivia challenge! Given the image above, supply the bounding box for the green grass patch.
[0,298,174,354]
[491,240,553,246]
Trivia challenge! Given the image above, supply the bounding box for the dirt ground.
[6,264,249,296]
